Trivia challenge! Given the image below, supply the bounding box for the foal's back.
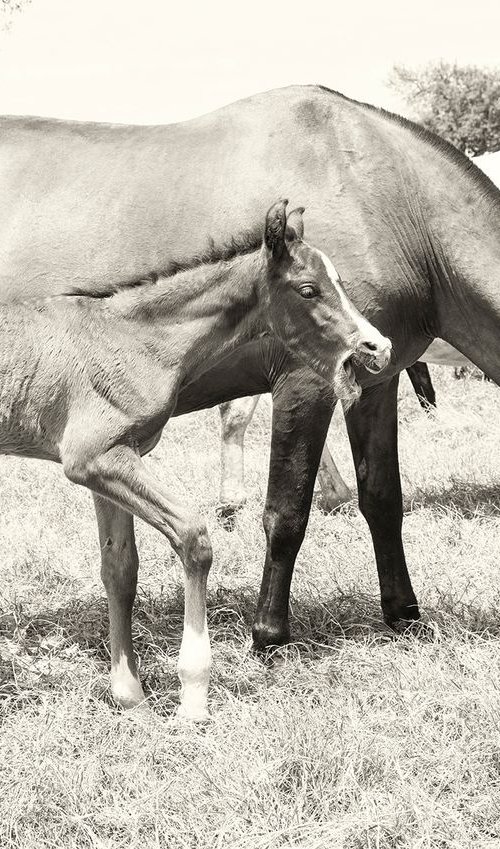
[0,295,165,460]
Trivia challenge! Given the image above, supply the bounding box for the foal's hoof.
[217,487,247,530]
[176,703,210,723]
[121,701,154,728]
[111,679,149,713]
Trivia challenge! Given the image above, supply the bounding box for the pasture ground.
[1,369,500,848]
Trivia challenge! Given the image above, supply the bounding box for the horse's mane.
[318,84,500,208]
[67,225,263,299]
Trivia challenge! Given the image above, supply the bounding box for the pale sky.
[0,0,499,124]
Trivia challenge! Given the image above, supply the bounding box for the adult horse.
[1,85,499,660]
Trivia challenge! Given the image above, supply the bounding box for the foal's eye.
[299,284,317,299]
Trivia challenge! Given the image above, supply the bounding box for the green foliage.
[389,61,500,156]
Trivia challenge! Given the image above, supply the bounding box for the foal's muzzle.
[354,338,392,374]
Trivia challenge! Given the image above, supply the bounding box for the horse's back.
[0,87,369,300]
[0,116,179,298]
[0,85,441,329]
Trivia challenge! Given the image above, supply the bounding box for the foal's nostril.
[362,341,379,352]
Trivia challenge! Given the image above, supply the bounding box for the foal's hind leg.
[93,495,145,709]
[64,445,212,719]
[219,396,260,514]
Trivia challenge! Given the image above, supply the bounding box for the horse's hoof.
[121,704,155,730]
[392,618,434,640]
[316,496,352,514]
[315,488,352,514]
[384,611,424,637]
[216,504,240,531]
[111,679,148,712]
[252,620,290,652]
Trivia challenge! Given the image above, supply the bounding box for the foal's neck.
[113,249,268,373]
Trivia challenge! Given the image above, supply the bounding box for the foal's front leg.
[65,445,212,719]
[93,495,145,709]
[253,369,335,648]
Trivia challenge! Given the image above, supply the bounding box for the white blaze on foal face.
[316,248,391,367]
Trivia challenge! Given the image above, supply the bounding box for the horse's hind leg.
[65,445,212,719]
[316,442,352,511]
[344,376,420,629]
[93,495,145,710]
[218,396,260,515]
[406,363,436,409]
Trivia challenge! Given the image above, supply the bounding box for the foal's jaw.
[333,353,364,403]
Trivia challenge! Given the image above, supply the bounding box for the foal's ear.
[264,199,289,260]
[285,206,305,241]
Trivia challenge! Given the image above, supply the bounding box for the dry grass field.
[1,368,500,848]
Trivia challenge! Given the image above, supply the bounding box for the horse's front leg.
[252,371,335,649]
[218,396,261,514]
[344,375,420,628]
[93,495,145,709]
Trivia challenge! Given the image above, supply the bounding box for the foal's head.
[261,199,392,402]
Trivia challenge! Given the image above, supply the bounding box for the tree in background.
[388,61,500,156]
[1,0,31,29]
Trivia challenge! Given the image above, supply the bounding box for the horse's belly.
[419,339,470,367]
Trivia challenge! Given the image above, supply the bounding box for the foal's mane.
[67,226,263,299]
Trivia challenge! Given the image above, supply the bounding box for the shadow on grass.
[2,583,500,712]
[2,583,500,659]
[404,479,500,517]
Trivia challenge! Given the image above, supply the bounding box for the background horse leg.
[316,442,352,511]
[220,396,351,517]
[406,363,436,410]
[93,495,145,709]
[314,364,436,511]
[218,396,261,516]
[344,376,420,629]
[252,370,334,649]
[65,445,212,719]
